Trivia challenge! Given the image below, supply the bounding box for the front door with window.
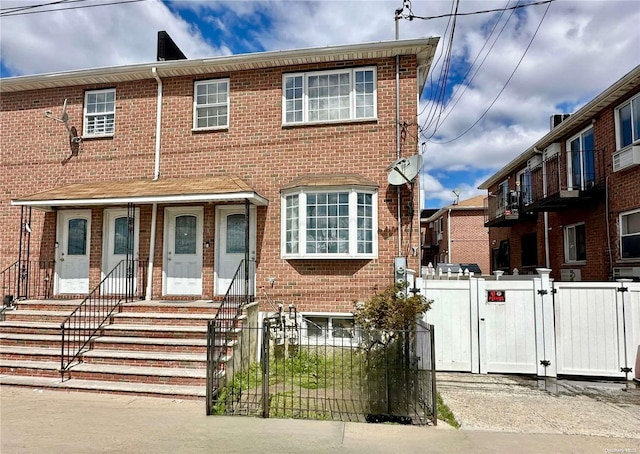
[55,210,91,295]
[164,207,203,296]
[215,206,256,296]
[102,208,140,294]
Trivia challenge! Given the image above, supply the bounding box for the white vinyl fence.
[420,269,640,380]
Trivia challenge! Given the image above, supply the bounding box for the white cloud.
[0,0,223,75]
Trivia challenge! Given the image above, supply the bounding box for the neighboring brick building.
[0,38,439,318]
[479,64,640,281]
[420,195,489,275]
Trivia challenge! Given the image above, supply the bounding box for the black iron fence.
[60,259,140,379]
[206,316,437,425]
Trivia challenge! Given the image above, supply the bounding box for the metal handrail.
[206,259,255,411]
[1,260,56,302]
[60,259,138,379]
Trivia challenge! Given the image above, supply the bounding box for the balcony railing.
[527,149,604,212]
[484,191,520,227]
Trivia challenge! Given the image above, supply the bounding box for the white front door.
[55,210,91,295]
[215,205,256,296]
[164,207,203,296]
[102,208,140,294]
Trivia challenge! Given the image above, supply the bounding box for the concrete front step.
[100,324,207,339]
[0,375,206,400]
[3,310,73,323]
[0,346,210,369]
[1,359,206,386]
[111,312,217,326]
[0,321,61,335]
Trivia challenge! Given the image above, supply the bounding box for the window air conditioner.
[544,142,561,158]
[613,145,640,172]
[436,232,443,242]
[613,267,640,279]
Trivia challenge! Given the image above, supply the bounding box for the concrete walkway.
[2,383,639,454]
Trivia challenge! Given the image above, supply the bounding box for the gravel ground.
[437,372,640,439]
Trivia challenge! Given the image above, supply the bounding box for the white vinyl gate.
[421,270,640,380]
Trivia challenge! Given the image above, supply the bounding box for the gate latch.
[540,360,551,367]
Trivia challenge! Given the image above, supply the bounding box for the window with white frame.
[564,222,586,262]
[282,188,377,259]
[193,79,229,130]
[283,67,376,125]
[620,209,640,259]
[84,89,115,136]
[302,314,358,345]
[518,169,532,205]
[616,93,640,150]
[566,127,595,190]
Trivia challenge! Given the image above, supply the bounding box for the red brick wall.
[449,210,489,275]
[0,56,421,312]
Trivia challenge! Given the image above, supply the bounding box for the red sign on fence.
[487,290,506,303]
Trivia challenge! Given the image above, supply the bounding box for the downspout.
[447,208,452,263]
[416,64,427,275]
[544,212,550,269]
[146,67,163,300]
[395,14,402,256]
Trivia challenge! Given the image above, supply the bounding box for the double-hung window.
[613,94,640,172]
[566,127,595,190]
[84,88,115,136]
[282,188,377,259]
[620,209,640,259]
[617,94,640,149]
[193,79,229,130]
[283,67,376,125]
[564,223,586,262]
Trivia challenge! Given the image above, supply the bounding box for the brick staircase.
[0,299,236,400]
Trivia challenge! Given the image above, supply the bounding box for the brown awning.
[11,176,269,210]
[281,174,378,191]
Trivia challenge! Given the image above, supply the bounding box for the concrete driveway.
[437,372,640,439]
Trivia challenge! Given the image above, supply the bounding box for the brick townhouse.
[479,64,640,281]
[0,37,439,328]
[420,195,489,275]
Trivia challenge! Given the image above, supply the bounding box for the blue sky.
[1,0,639,208]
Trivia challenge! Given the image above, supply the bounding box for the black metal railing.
[1,260,56,302]
[206,259,256,407]
[60,259,140,379]
[529,149,605,205]
[484,191,520,226]
[207,317,437,426]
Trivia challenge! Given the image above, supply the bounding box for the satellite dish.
[387,154,423,185]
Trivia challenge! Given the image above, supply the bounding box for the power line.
[421,0,519,141]
[403,0,556,21]
[428,0,553,145]
[0,0,148,17]
[0,0,74,13]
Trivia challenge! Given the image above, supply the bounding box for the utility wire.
[421,0,518,141]
[1,0,147,16]
[428,0,553,144]
[403,0,556,21]
[0,0,73,13]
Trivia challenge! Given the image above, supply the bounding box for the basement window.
[302,314,358,346]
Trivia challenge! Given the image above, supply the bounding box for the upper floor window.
[84,89,115,136]
[616,93,640,149]
[282,188,377,259]
[564,222,586,262]
[518,169,532,205]
[567,127,595,190]
[193,79,229,130]
[283,67,376,125]
[620,209,640,259]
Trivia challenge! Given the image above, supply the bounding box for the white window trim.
[619,208,640,261]
[614,93,640,151]
[281,186,378,259]
[83,88,116,138]
[563,222,586,264]
[565,126,594,191]
[282,66,377,126]
[193,78,230,131]
[517,168,532,205]
[301,313,359,347]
